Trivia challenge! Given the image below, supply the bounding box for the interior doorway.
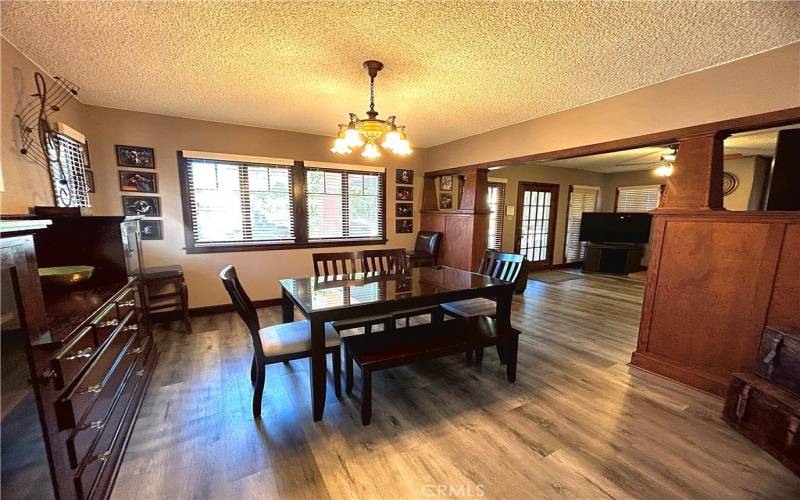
[514,182,559,270]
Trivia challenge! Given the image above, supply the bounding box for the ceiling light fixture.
[331,60,412,158]
[654,145,678,176]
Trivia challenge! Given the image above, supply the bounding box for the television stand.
[582,242,644,275]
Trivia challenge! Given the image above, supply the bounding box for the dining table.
[279,265,516,421]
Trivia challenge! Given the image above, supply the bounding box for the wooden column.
[421,167,491,272]
[660,131,727,210]
[631,129,800,397]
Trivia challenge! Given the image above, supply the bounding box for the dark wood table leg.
[309,318,327,421]
[506,335,518,382]
[495,288,514,364]
[281,288,294,323]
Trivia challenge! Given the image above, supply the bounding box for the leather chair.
[406,231,442,268]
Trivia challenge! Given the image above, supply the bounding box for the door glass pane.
[518,186,555,264]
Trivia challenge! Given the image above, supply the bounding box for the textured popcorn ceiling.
[2,1,799,147]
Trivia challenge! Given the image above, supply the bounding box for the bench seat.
[343,315,520,424]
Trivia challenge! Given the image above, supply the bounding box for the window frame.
[563,185,599,263]
[614,184,665,212]
[304,166,387,244]
[486,181,506,251]
[177,153,387,253]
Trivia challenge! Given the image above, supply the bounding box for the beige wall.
[487,164,605,265]
[81,106,425,307]
[723,156,771,211]
[1,38,88,212]
[426,42,800,171]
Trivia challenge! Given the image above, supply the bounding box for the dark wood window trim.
[177,152,388,254]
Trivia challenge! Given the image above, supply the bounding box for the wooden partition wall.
[630,127,800,397]
[420,167,490,272]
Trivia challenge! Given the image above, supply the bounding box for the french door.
[514,182,559,270]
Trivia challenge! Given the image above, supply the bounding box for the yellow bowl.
[38,266,95,287]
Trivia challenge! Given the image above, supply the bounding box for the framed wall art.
[439,192,453,209]
[116,145,155,169]
[395,202,413,218]
[119,170,158,193]
[140,219,163,240]
[396,186,413,201]
[395,169,414,185]
[439,175,453,191]
[122,195,161,217]
[396,219,413,233]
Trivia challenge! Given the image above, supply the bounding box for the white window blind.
[185,158,294,246]
[48,132,91,208]
[565,185,599,263]
[306,168,384,241]
[616,185,662,212]
[487,182,506,250]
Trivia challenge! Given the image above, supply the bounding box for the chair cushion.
[258,320,339,357]
[440,298,496,318]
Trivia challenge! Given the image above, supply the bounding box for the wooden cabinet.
[0,216,157,500]
[582,243,644,274]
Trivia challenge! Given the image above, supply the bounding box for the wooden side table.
[144,265,192,334]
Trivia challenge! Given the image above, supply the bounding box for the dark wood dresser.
[0,215,157,500]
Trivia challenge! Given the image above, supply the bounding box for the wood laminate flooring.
[112,273,800,499]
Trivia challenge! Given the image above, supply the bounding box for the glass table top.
[279,266,510,313]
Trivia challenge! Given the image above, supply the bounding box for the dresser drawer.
[65,335,150,468]
[114,286,137,321]
[72,340,152,499]
[51,326,97,390]
[55,310,138,430]
[90,299,122,346]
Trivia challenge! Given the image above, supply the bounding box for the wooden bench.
[343,315,520,425]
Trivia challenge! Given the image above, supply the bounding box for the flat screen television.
[579,212,652,244]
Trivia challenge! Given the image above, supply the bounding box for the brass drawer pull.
[118,300,135,308]
[64,346,94,361]
[128,346,144,355]
[93,450,112,463]
[77,383,103,395]
[96,319,119,328]
[122,324,138,332]
[79,419,105,431]
[136,369,145,377]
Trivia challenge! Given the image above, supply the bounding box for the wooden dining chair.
[362,248,408,273]
[441,250,524,361]
[313,251,361,276]
[312,251,392,334]
[362,249,443,329]
[219,265,341,417]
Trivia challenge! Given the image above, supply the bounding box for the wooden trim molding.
[427,107,800,173]
[151,298,283,323]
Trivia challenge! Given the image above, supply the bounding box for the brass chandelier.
[331,60,412,158]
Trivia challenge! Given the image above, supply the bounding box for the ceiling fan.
[615,145,678,168]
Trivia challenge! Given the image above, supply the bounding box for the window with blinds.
[487,182,505,250]
[615,185,662,212]
[306,168,384,241]
[48,132,91,208]
[565,185,599,262]
[185,158,294,247]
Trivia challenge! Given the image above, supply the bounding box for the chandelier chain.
[369,76,375,112]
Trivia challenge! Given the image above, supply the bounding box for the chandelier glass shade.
[331,60,412,158]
